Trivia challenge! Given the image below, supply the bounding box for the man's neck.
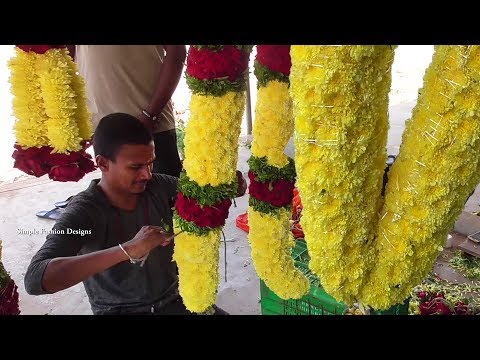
[98,180,139,211]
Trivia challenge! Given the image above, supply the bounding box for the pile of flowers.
[9,45,95,182]
[0,241,20,315]
[290,45,480,310]
[247,45,309,300]
[173,45,251,313]
[409,274,480,315]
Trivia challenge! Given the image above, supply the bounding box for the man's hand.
[236,170,247,197]
[122,225,173,260]
[137,113,153,133]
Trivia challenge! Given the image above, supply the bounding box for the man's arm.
[139,45,187,130]
[24,203,172,294]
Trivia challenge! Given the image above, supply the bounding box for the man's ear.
[96,155,110,172]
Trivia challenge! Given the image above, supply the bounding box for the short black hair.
[93,113,153,161]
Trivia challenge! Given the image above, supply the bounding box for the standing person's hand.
[137,112,154,133]
[122,225,173,260]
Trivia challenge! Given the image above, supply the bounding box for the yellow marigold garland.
[247,46,309,300]
[173,45,250,313]
[290,45,395,305]
[68,55,92,141]
[8,48,49,148]
[248,207,309,298]
[182,92,245,187]
[36,48,84,153]
[173,229,221,312]
[360,46,480,309]
[250,81,294,168]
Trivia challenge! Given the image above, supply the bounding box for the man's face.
[101,142,155,194]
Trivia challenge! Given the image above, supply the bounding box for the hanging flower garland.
[359,45,480,309]
[0,241,20,315]
[173,45,251,313]
[8,45,95,182]
[247,45,309,299]
[290,46,395,305]
[291,45,480,311]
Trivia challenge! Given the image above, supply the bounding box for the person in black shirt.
[24,113,245,315]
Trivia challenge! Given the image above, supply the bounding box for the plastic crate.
[260,239,409,315]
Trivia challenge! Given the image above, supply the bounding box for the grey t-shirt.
[24,174,178,314]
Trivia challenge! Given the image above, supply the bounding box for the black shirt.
[24,174,178,314]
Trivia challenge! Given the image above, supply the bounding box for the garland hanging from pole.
[173,45,251,313]
[247,45,309,300]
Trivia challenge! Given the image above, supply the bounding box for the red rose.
[13,158,49,177]
[432,300,452,315]
[49,164,85,182]
[0,279,21,315]
[256,45,291,76]
[419,297,452,315]
[187,46,249,82]
[454,302,469,315]
[16,45,66,54]
[176,192,232,228]
[417,291,428,299]
[248,171,295,207]
[12,145,50,177]
[44,151,82,167]
[78,155,97,173]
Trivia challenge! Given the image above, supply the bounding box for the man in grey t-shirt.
[24,113,241,315]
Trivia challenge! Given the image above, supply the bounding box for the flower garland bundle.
[290,46,395,305]
[9,45,95,182]
[247,45,309,299]
[173,45,251,313]
[0,241,20,315]
[359,46,480,309]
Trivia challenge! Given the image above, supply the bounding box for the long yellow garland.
[290,46,395,305]
[173,91,246,312]
[360,45,480,309]
[37,48,91,153]
[9,48,49,148]
[248,79,309,299]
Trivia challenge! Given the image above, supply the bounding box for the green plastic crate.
[260,239,409,315]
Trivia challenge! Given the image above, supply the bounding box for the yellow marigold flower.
[248,207,310,299]
[36,48,82,153]
[8,48,49,147]
[173,223,221,313]
[183,92,245,187]
[360,46,480,309]
[251,81,293,168]
[290,45,395,305]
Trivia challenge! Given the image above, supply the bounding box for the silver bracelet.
[118,243,143,264]
[142,109,158,122]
